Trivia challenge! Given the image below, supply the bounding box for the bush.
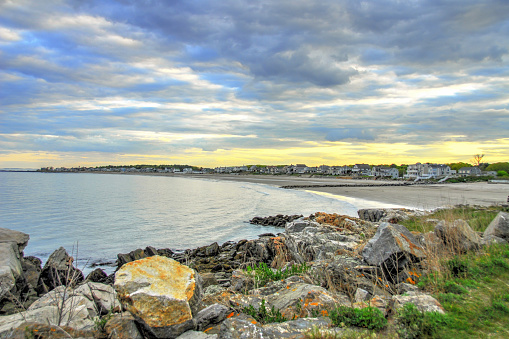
[497,170,509,177]
[245,262,309,287]
[243,299,287,324]
[329,306,387,331]
[397,303,449,339]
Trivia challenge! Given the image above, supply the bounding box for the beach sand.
[183,174,509,210]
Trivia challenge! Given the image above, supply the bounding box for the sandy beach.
[183,174,509,210]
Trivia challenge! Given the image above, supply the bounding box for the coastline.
[84,171,509,210]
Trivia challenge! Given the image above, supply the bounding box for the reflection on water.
[0,172,399,273]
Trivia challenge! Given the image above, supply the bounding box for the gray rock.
[265,282,348,318]
[195,303,231,331]
[285,219,316,233]
[105,312,144,339]
[396,283,419,294]
[37,247,84,294]
[230,270,254,293]
[284,223,360,263]
[435,219,481,252]
[28,285,98,319]
[0,304,94,336]
[483,212,509,241]
[0,228,30,252]
[390,291,445,314]
[0,228,29,301]
[354,288,370,303]
[177,330,217,339]
[204,285,226,296]
[481,234,508,246]
[362,223,425,282]
[219,314,332,338]
[74,282,121,315]
[358,209,387,222]
[0,242,23,301]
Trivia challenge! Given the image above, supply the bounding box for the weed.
[94,310,113,332]
[329,306,387,331]
[396,303,449,339]
[242,299,287,324]
[245,262,309,288]
[443,281,468,295]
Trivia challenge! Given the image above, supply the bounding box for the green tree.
[486,162,509,173]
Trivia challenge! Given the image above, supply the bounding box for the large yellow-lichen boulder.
[114,256,203,337]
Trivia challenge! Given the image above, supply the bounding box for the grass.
[329,306,387,331]
[245,262,310,288]
[242,299,287,324]
[399,205,508,233]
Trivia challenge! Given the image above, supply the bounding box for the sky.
[1,0,508,168]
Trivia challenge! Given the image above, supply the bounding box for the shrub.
[245,262,309,287]
[329,306,387,331]
[242,299,287,324]
[396,303,449,339]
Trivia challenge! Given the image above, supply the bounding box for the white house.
[352,164,371,176]
[458,167,482,177]
[371,166,399,179]
[405,163,451,179]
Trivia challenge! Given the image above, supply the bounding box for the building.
[371,166,399,179]
[352,164,371,176]
[458,167,482,177]
[404,163,451,179]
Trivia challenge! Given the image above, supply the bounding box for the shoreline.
[68,171,509,210]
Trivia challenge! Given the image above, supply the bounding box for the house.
[458,167,482,177]
[371,166,399,179]
[330,166,351,175]
[286,164,308,174]
[404,163,451,179]
[352,164,371,176]
[317,165,330,174]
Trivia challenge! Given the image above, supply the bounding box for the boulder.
[28,285,98,319]
[0,242,24,301]
[85,268,109,284]
[0,228,30,252]
[105,312,144,339]
[481,234,508,246]
[483,212,509,241]
[21,256,42,290]
[114,255,203,338]
[177,330,218,338]
[73,282,121,315]
[284,220,360,263]
[0,303,94,336]
[358,209,387,222]
[0,228,29,301]
[434,219,481,253]
[265,282,349,319]
[310,256,386,299]
[6,322,96,339]
[390,291,445,314]
[219,313,332,338]
[194,303,231,331]
[362,223,426,282]
[37,247,84,294]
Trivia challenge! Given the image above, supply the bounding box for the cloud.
[0,0,508,166]
[323,128,376,141]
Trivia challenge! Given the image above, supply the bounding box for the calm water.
[0,172,396,273]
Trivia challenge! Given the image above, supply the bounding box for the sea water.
[0,172,395,273]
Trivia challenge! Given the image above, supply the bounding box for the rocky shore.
[1,208,508,338]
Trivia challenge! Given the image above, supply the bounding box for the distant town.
[39,160,509,181]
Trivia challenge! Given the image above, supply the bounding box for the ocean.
[0,172,396,274]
